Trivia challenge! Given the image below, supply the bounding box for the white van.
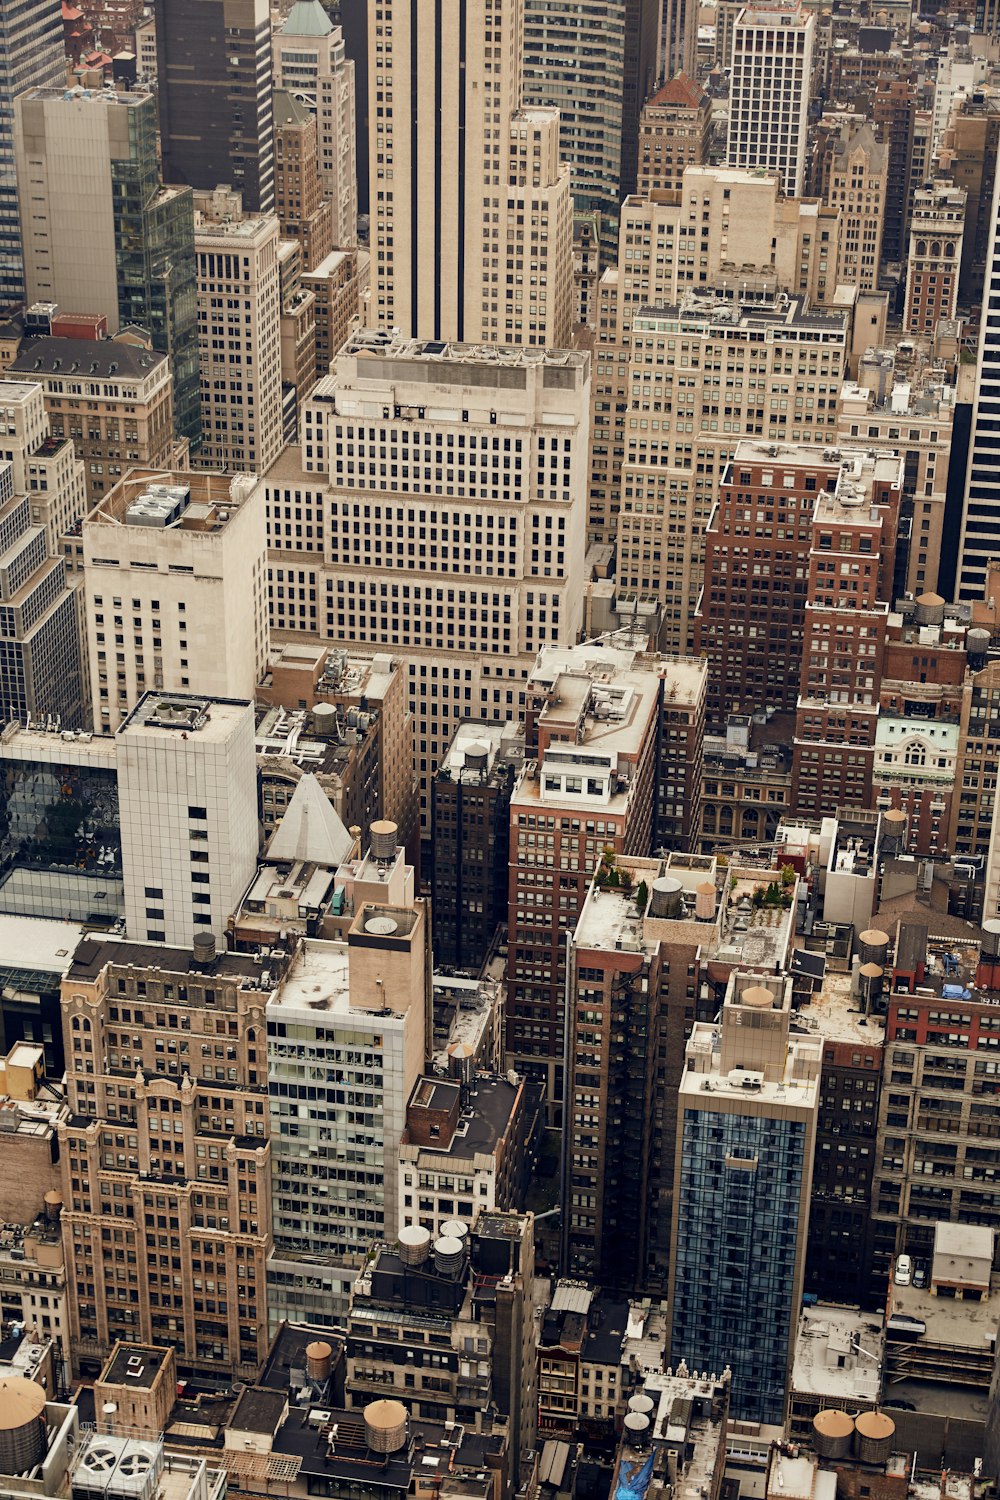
[893,1254,913,1286]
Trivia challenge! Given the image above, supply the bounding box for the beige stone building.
[277,239,318,443]
[59,937,276,1379]
[272,0,357,246]
[263,330,591,833]
[822,121,887,292]
[194,190,285,475]
[273,89,334,273]
[615,293,849,653]
[588,165,845,558]
[369,0,572,347]
[82,467,269,731]
[301,248,364,375]
[9,336,174,507]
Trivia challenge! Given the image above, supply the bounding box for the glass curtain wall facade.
[111,95,201,448]
[0,0,64,308]
[0,754,122,921]
[671,1108,808,1425]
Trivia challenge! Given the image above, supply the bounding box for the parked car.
[912,1260,928,1289]
[893,1253,913,1286]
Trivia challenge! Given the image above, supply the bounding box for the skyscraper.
[14,86,201,447]
[273,0,357,246]
[669,972,821,1424]
[727,1,814,196]
[153,0,274,212]
[369,0,572,344]
[0,0,64,310]
[956,167,1000,601]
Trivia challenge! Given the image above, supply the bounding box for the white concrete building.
[194,192,284,476]
[272,0,357,246]
[264,329,591,828]
[116,693,259,949]
[727,0,814,196]
[82,468,268,732]
[266,901,428,1322]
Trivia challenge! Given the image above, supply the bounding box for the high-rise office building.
[727,1,814,197]
[14,85,201,447]
[82,468,269,732]
[823,122,887,294]
[0,379,87,732]
[193,191,285,476]
[956,170,1000,601]
[669,971,821,1424]
[369,0,573,344]
[431,721,521,972]
[267,843,429,1320]
[522,0,624,252]
[660,0,698,81]
[872,79,916,266]
[636,74,711,196]
[506,643,665,1109]
[153,0,274,212]
[116,693,260,950]
[59,933,275,1379]
[564,854,713,1293]
[265,329,591,832]
[273,0,357,246]
[9,337,174,508]
[273,90,335,273]
[904,182,966,337]
[0,0,64,310]
[791,453,902,819]
[697,445,840,729]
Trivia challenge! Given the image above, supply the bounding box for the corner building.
[59,936,274,1380]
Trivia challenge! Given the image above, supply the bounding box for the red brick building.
[791,453,902,818]
[696,443,840,729]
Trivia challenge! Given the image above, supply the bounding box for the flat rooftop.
[404,1074,520,1159]
[266,938,350,1016]
[90,469,253,531]
[790,1303,883,1402]
[101,1343,172,1390]
[440,720,522,782]
[0,915,85,974]
[793,972,885,1047]
[67,936,270,987]
[712,867,796,971]
[887,1281,1000,1350]
[681,1022,820,1108]
[342,327,586,368]
[119,693,251,742]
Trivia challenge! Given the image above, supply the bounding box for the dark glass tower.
[110,95,201,447]
[154,0,275,213]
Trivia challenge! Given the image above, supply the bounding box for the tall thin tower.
[727,0,814,197]
[369,0,572,345]
[0,0,64,309]
[957,168,1000,600]
[153,0,275,212]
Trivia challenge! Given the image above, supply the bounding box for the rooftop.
[67,935,274,988]
[10,336,166,382]
[342,326,587,368]
[886,1279,1000,1350]
[790,1303,883,1402]
[89,468,256,533]
[793,972,885,1048]
[119,693,252,743]
[439,720,523,783]
[635,292,849,337]
[0,915,85,974]
[402,1074,521,1160]
[102,1342,171,1390]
